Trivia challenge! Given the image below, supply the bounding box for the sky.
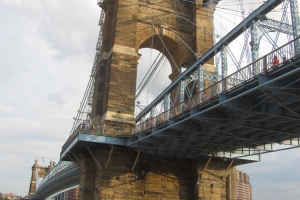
[0,0,300,199]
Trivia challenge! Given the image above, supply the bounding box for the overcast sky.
[0,0,300,199]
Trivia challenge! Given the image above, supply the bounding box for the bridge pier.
[77,154,95,199]
[76,147,236,200]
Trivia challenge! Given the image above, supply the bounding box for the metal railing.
[38,161,75,188]
[132,36,300,134]
[62,124,104,152]
[62,37,299,153]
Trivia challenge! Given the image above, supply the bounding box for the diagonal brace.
[203,156,212,174]
[87,147,102,170]
[68,154,79,169]
[105,145,114,170]
[72,152,81,168]
[131,150,141,172]
[222,159,235,181]
[194,157,212,196]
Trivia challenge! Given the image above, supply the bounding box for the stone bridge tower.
[92,0,216,135]
[28,159,54,197]
[73,0,237,199]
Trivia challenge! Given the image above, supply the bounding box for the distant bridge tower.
[92,0,216,135]
[28,159,54,197]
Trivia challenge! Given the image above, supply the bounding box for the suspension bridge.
[30,0,300,199]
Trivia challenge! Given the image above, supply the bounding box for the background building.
[2,193,22,200]
[51,188,79,200]
[64,188,79,200]
[237,170,252,200]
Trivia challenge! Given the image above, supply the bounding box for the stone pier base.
[77,147,236,200]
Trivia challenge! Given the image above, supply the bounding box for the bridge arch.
[136,28,195,81]
[91,0,216,136]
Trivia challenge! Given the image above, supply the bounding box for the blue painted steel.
[61,133,127,159]
[78,133,127,145]
[290,0,300,54]
[197,65,203,94]
[251,21,259,65]
[60,136,78,159]
[33,168,78,199]
[128,54,300,158]
[136,0,285,122]
[258,19,293,35]
[221,45,227,79]
[35,1,300,198]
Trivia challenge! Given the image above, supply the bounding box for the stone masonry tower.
[92,0,216,135]
[28,159,54,197]
[72,0,237,199]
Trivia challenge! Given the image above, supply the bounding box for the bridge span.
[31,0,300,199]
[32,37,300,200]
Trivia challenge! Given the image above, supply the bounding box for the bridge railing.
[132,36,299,134]
[63,37,299,143]
[62,124,104,153]
[38,161,75,188]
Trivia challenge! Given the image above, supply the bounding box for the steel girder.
[128,57,300,159]
[258,18,293,35]
[136,0,285,122]
[290,0,300,54]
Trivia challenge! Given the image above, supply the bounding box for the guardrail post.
[251,21,259,75]
[197,65,204,103]
[164,94,170,120]
[221,45,228,92]
[290,0,300,55]
[221,45,228,79]
[263,56,267,73]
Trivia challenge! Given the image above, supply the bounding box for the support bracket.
[194,157,211,197]
[105,145,114,169]
[131,150,141,172]
[203,156,212,174]
[72,152,82,168]
[222,159,235,181]
[67,154,79,169]
[86,147,102,170]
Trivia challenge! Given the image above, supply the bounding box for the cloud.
[0,103,15,114]
[47,88,78,107]
[0,0,100,195]
[238,149,300,200]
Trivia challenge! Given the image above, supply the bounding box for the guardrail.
[62,124,104,153]
[38,161,75,188]
[132,36,300,134]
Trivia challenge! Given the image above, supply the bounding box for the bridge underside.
[61,56,300,163]
[128,59,300,159]
[129,57,300,159]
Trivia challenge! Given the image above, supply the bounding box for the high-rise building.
[64,188,79,200]
[237,170,252,200]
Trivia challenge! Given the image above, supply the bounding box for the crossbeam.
[259,18,293,35]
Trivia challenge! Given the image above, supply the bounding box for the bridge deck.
[128,58,300,160]
[61,40,300,163]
